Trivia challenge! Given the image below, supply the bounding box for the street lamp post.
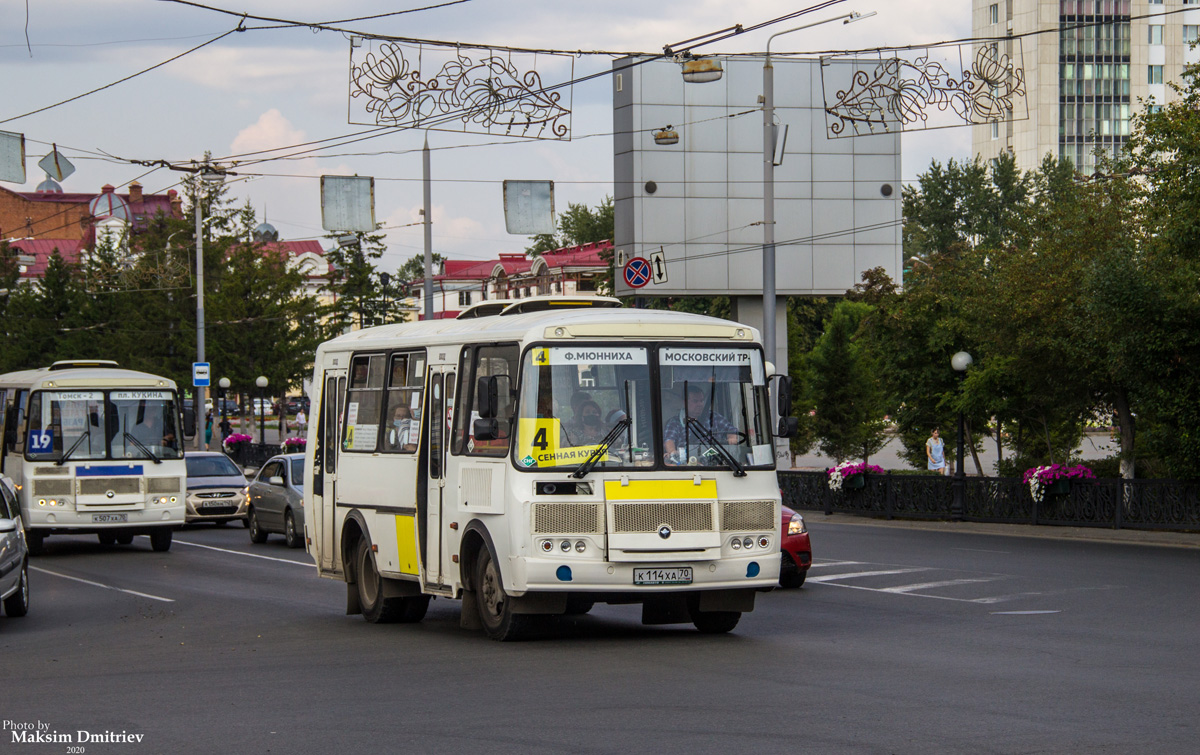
[761,10,874,370]
[195,163,225,451]
[255,375,268,447]
[380,272,391,326]
[218,377,230,440]
[951,351,974,521]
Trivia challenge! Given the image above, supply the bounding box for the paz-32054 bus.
[0,361,187,554]
[304,298,796,640]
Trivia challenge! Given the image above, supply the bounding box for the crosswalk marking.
[808,560,864,568]
[877,578,998,594]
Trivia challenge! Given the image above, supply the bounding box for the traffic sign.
[192,362,211,387]
[649,249,667,284]
[624,257,651,289]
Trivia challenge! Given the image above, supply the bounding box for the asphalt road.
[3,520,1198,754]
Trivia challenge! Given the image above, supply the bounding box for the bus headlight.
[730,538,741,550]
[560,540,572,553]
[742,536,753,550]
[574,540,586,553]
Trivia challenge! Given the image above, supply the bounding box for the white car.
[0,477,30,620]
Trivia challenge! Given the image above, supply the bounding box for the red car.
[780,505,812,588]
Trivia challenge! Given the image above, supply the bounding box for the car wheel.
[116,534,134,545]
[3,560,29,617]
[97,533,116,546]
[26,531,45,556]
[149,529,173,552]
[284,510,301,549]
[688,597,741,634]
[779,552,806,589]
[354,538,428,623]
[475,545,535,641]
[241,517,250,529]
[248,508,268,544]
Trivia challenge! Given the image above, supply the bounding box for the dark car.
[185,452,249,525]
[0,476,30,620]
[284,396,310,415]
[780,505,812,588]
[247,453,305,548]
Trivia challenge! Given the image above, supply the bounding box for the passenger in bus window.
[569,400,605,446]
[663,385,738,465]
[386,405,416,451]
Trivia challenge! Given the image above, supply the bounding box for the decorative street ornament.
[348,40,573,140]
[821,41,1027,138]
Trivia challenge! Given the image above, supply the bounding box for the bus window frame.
[340,353,387,454]
[452,342,519,458]
[380,350,425,455]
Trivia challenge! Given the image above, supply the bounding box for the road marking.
[952,547,1011,554]
[807,568,929,583]
[808,560,864,568]
[991,610,1062,615]
[31,566,174,603]
[174,539,312,566]
[877,578,999,594]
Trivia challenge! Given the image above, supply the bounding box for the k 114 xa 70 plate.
[633,566,693,585]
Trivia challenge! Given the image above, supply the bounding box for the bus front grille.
[33,478,73,496]
[78,478,142,496]
[612,502,713,533]
[721,500,775,531]
[147,477,181,494]
[533,503,605,534]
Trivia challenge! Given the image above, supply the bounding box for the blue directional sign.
[624,257,651,289]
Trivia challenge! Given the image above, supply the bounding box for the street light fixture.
[951,350,973,521]
[759,10,875,371]
[255,375,268,447]
[908,256,934,271]
[195,162,225,451]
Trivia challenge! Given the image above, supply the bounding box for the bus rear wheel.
[474,546,535,641]
[97,533,116,546]
[354,538,428,624]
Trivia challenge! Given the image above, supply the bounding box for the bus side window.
[458,344,518,457]
[342,354,385,452]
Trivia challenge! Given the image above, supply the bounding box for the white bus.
[305,297,797,640]
[0,361,188,554]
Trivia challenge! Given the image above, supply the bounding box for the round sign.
[624,257,652,289]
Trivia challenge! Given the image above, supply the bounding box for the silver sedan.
[247,454,305,548]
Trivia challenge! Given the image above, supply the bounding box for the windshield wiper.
[684,417,746,477]
[122,431,163,464]
[55,430,91,466]
[571,418,631,479]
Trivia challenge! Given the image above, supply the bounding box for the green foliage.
[806,300,889,464]
[526,197,613,254]
[323,230,387,329]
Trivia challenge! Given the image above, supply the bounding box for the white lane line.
[808,560,864,568]
[877,578,999,594]
[806,568,929,583]
[991,610,1062,615]
[952,547,1011,554]
[31,566,174,603]
[174,539,313,566]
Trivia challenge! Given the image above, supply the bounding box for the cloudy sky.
[1,0,973,272]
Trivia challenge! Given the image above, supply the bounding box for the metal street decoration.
[821,41,1027,137]
[348,40,572,140]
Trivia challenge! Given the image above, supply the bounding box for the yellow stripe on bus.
[395,515,420,575]
[603,479,717,501]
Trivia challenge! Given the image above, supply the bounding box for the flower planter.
[1045,478,1070,497]
[843,473,866,490]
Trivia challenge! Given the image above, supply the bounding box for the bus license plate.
[633,567,693,586]
[92,513,128,523]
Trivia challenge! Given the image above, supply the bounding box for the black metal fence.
[224,442,282,470]
[778,471,1200,532]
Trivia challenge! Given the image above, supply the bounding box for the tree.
[806,300,890,464]
[323,229,386,329]
[525,197,613,254]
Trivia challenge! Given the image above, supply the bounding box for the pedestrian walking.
[926,428,949,476]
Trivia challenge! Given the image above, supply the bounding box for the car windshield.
[514,346,655,471]
[657,347,774,469]
[186,455,243,478]
[26,389,182,462]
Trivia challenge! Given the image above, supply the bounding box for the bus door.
[317,370,346,571]
[421,365,454,588]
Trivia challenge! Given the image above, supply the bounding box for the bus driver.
[664,384,739,465]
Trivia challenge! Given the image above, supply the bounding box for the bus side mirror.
[777,417,798,438]
[775,375,793,417]
[476,376,499,419]
[473,418,499,441]
[182,406,196,439]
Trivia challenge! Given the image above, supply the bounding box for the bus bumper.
[512,551,780,595]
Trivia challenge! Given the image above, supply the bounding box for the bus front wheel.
[474,546,534,641]
[150,529,173,552]
[688,596,741,634]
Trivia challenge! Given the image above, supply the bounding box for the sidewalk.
[809,511,1200,550]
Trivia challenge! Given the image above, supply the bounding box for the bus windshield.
[657,347,774,469]
[515,346,656,471]
[26,389,182,462]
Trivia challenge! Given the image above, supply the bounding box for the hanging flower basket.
[827,461,884,492]
[1023,464,1094,503]
[222,433,253,452]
